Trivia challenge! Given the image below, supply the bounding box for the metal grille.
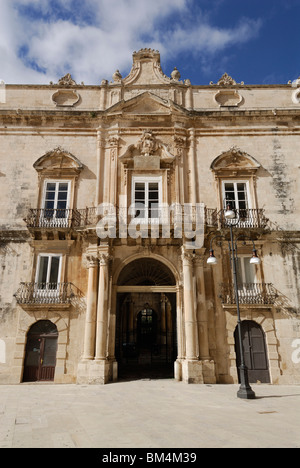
[14,282,75,304]
[220,283,277,305]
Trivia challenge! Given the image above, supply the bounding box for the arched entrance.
[23,320,58,382]
[115,258,177,380]
[234,320,270,384]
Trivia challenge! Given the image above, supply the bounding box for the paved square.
[0,381,299,448]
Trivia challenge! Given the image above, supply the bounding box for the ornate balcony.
[74,205,203,229]
[206,208,269,230]
[24,209,80,229]
[220,283,277,306]
[14,282,76,308]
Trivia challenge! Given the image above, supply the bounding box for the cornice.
[0,107,299,133]
[2,83,295,90]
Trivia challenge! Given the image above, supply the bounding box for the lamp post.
[208,205,260,400]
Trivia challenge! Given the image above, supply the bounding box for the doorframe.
[114,289,178,379]
[224,307,281,385]
[234,320,270,384]
[23,321,58,382]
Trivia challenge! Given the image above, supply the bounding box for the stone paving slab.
[0,380,300,448]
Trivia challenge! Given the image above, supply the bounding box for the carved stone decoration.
[291,76,300,87]
[210,73,244,86]
[171,67,181,81]
[121,49,186,86]
[57,73,77,87]
[214,89,243,107]
[210,146,261,177]
[33,146,84,176]
[292,79,300,104]
[119,129,176,170]
[136,130,159,157]
[112,70,122,83]
[52,89,80,107]
[292,89,300,104]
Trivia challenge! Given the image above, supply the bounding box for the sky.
[0,0,299,86]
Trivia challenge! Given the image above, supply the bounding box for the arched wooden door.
[234,320,270,384]
[23,320,58,382]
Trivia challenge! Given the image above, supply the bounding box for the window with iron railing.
[40,180,71,227]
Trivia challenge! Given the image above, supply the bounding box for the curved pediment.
[33,147,84,175]
[210,147,261,174]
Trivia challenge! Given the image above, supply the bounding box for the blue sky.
[0,0,299,85]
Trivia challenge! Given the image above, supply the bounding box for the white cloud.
[166,17,262,54]
[0,0,262,84]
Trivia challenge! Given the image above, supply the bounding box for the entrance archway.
[115,258,177,380]
[234,320,270,384]
[23,320,58,382]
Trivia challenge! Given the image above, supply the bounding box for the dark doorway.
[116,292,177,380]
[23,320,58,382]
[116,258,177,380]
[234,320,270,384]
[137,307,157,349]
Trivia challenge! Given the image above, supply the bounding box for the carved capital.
[181,246,194,266]
[108,136,120,147]
[86,255,98,269]
[98,252,113,267]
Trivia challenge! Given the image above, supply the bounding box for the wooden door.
[23,321,58,382]
[235,320,270,384]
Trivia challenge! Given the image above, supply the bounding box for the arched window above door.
[117,258,176,286]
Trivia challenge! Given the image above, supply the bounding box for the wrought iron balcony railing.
[14,282,76,305]
[206,208,269,229]
[220,283,277,306]
[74,206,204,229]
[25,207,269,231]
[24,209,80,229]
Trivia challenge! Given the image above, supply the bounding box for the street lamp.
[207,205,260,399]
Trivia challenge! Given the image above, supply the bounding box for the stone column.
[182,247,198,360]
[88,248,112,384]
[96,127,105,206]
[82,255,98,360]
[181,247,203,384]
[194,251,216,384]
[95,251,111,360]
[188,128,197,206]
[174,134,186,205]
[108,134,119,207]
[174,285,184,381]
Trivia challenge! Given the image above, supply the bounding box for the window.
[222,180,255,227]
[236,256,257,290]
[222,181,250,212]
[35,254,62,290]
[41,180,71,226]
[131,176,162,223]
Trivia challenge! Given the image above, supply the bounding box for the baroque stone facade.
[0,49,300,385]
